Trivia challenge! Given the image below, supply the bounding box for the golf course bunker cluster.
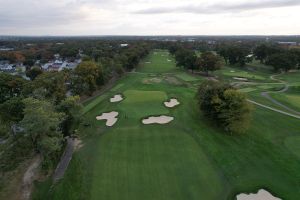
[236,189,281,200]
[164,98,180,108]
[96,111,119,127]
[110,94,123,103]
[142,115,174,125]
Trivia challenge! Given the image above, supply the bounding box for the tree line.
[169,45,224,75]
[253,44,300,71]
[0,42,150,173]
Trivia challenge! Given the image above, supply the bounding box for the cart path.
[261,74,300,115]
[53,138,76,182]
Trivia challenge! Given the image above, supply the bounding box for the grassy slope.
[33,50,300,200]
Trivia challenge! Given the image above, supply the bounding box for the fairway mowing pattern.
[90,126,225,200]
[138,50,176,73]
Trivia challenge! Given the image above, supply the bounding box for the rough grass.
[270,92,300,112]
[284,136,300,159]
[238,88,257,93]
[175,72,201,82]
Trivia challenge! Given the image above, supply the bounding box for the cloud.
[133,0,300,14]
[0,0,299,35]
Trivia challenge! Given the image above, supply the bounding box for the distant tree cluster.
[217,44,252,66]
[197,81,253,134]
[254,44,300,71]
[169,46,224,75]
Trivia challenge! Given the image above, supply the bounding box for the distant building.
[0,47,14,51]
[54,54,60,59]
[277,42,297,46]
[0,63,16,72]
[42,59,81,72]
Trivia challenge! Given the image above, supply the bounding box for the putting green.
[120,90,169,118]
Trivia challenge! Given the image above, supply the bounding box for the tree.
[254,44,268,63]
[218,89,252,133]
[218,45,251,66]
[254,44,284,64]
[175,48,197,71]
[0,73,26,103]
[26,66,43,80]
[31,72,67,103]
[56,96,82,136]
[290,48,300,68]
[196,52,223,75]
[20,98,65,165]
[72,61,102,95]
[0,97,24,123]
[266,52,297,72]
[197,81,252,134]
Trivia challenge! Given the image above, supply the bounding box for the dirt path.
[21,155,41,200]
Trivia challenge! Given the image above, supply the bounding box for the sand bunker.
[110,94,123,103]
[143,78,162,84]
[234,77,248,81]
[164,98,180,108]
[96,111,119,127]
[142,115,174,125]
[237,189,281,200]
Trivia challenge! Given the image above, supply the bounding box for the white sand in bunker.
[110,94,123,103]
[142,115,174,125]
[164,98,180,108]
[237,189,281,200]
[96,111,119,127]
[233,77,248,81]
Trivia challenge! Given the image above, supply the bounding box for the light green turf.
[215,65,273,83]
[32,51,300,200]
[138,50,176,73]
[238,88,257,93]
[121,90,169,118]
[270,92,300,113]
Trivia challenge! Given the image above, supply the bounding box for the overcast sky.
[0,0,299,35]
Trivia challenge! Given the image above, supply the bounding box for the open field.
[33,50,300,200]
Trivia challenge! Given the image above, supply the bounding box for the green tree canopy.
[20,98,65,162]
[196,51,223,75]
[197,81,253,134]
[26,66,43,80]
[72,61,102,95]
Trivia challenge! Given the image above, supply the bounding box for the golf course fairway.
[33,50,300,200]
